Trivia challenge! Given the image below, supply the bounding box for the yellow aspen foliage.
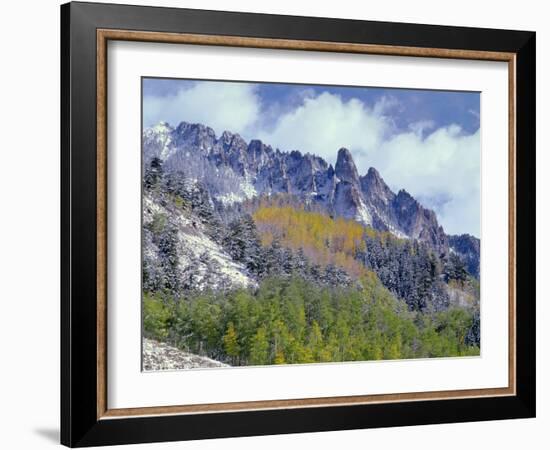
[274,350,286,364]
[223,322,240,364]
[253,204,371,279]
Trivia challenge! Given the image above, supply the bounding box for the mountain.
[448,234,481,278]
[143,121,478,272]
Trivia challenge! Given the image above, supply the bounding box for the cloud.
[373,126,480,236]
[143,82,260,136]
[255,92,389,164]
[408,120,435,135]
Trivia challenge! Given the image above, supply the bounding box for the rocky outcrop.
[392,190,448,252]
[335,147,360,184]
[448,234,481,278]
[143,339,229,371]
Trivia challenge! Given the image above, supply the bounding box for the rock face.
[143,339,229,371]
[448,234,481,278]
[143,121,473,255]
[335,147,360,184]
[392,190,448,250]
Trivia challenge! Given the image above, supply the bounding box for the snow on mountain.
[143,339,229,371]
[143,121,478,264]
[143,191,256,292]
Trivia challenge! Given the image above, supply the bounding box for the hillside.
[141,121,481,367]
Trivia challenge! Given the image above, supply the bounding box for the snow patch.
[215,178,258,205]
[143,339,229,371]
[241,177,257,198]
[216,192,247,205]
[144,191,255,291]
[178,228,256,290]
[355,201,373,226]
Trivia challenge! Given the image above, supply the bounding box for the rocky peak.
[393,190,423,231]
[173,121,216,151]
[220,130,235,146]
[151,121,173,134]
[143,121,175,161]
[284,150,317,194]
[247,139,273,169]
[174,121,207,136]
[363,167,384,188]
[335,148,360,184]
[220,131,247,152]
[394,189,416,208]
[393,189,447,251]
[333,180,370,225]
[305,153,329,172]
[361,167,395,205]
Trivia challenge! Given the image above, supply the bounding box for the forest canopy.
[144,275,480,366]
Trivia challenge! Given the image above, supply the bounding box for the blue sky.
[143,78,480,237]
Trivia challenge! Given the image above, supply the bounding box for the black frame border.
[61,2,535,447]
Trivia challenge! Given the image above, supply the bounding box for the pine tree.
[224,218,245,261]
[359,232,454,312]
[294,248,308,278]
[189,183,223,242]
[157,220,181,294]
[444,253,468,283]
[241,215,263,275]
[142,229,163,292]
[264,238,283,277]
[144,157,163,190]
[466,310,480,346]
[163,170,191,210]
[223,214,264,276]
[181,253,200,292]
[281,247,295,276]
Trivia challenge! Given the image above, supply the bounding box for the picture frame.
[60,1,536,447]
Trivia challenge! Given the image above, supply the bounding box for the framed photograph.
[61,1,536,447]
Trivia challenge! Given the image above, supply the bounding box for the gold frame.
[96,29,516,420]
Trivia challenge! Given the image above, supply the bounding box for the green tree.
[308,320,324,361]
[249,326,270,365]
[143,273,479,367]
[223,322,240,364]
[142,293,172,341]
[272,319,290,362]
[274,350,286,364]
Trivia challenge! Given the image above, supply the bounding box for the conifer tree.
[144,157,164,190]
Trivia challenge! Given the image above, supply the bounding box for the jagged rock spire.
[335,148,360,184]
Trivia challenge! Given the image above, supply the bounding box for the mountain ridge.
[143,120,479,274]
